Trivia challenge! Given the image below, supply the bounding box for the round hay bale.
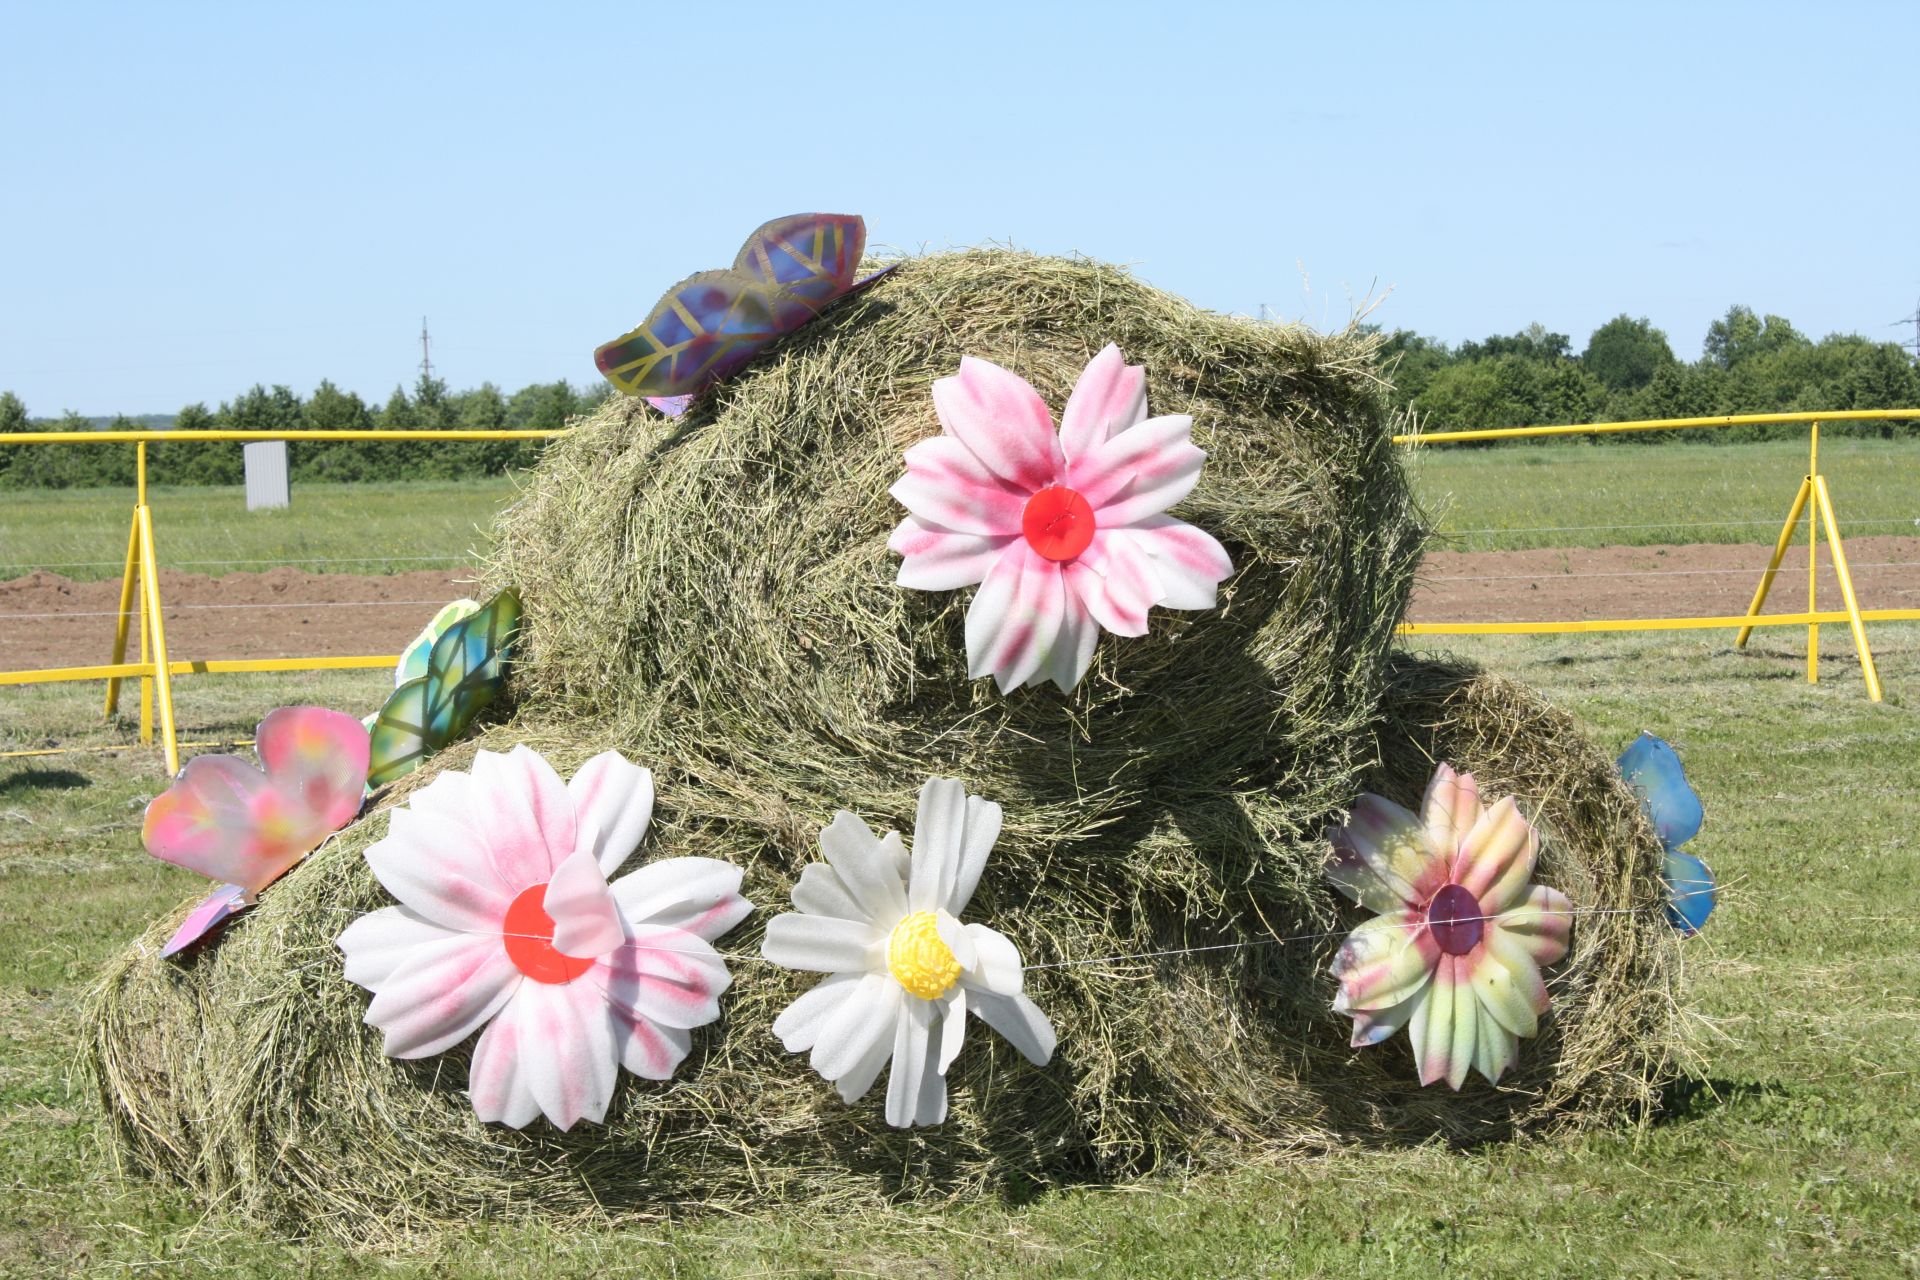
[86,252,1681,1241]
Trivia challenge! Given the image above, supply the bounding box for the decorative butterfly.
[1616,732,1717,935]
[593,212,894,417]
[361,598,480,732]
[367,588,522,788]
[143,706,371,956]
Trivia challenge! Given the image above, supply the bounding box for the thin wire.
[1425,558,1920,583]
[0,554,473,571]
[1444,516,1918,537]
[304,896,1711,971]
[0,599,455,621]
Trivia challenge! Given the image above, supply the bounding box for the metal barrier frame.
[1391,409,1920,702]
[0,428,562,771]
[1,410,1915,770]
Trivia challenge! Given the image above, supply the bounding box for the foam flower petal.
[933,356,1062,492]
[1058,343,1148,461]
[568,751,656,877]
[545,849,624,960]
[611,856,752,940]
[886,995,948,1127]
[818,811,910,924]
[964,543,1069,692]
[469,977,619,1132]
[1069,414,1204,526]
[890,437,1031,536]
[1330,909,1438,1013]
[1420,763,1482,866]
[1119,517,1234,610]
[337,904,453,990]
[968,990,1056,1066]
[1325,794,1444,913]
[365,807,512,933]
[1453,796,1539,914]
[762,913,883,973]
[1491,885,1574,968]
[469,746,575,890]
[1066,538,1160,638]
[772,971,863,1053]
[596,923,731,1030]
[810,972,903,1083]
[889,514,1016,590]
[359,926,522,1060]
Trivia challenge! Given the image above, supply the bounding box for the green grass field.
[3,447,1920,1277]
[3,437,1915,585]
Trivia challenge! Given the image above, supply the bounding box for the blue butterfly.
[1616,732,1717,935]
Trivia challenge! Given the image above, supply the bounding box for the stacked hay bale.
[88,251,1681,1242]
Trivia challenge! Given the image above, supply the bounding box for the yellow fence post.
[1806,421,1820,684]
[135,503,179,775]
[1813,474,1884,703]
[103,506,142,717]
[1734,475,1812,649]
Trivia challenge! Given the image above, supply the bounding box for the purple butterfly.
[593,213,893,417]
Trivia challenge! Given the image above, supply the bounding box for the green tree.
[1703,305,1809,370]
[1582,315,1676,392]
[298,380,378,480]
[0,390,28,483]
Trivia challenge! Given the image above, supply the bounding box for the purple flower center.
[1426,882,1484,956]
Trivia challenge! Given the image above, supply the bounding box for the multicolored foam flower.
[761,776,1056,1128]
[336,747,750,1131]
[1324,763,1572,1090]
[888,345,1234,693]
[143,706,371,956]
[1616,732,1717,935]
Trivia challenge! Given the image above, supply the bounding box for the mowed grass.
[3,627,1919,1277]
[2,437,1916,585]
[1408,436,1920,551]
[0,476,520,581]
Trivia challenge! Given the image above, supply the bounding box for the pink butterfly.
[142,706,371,956]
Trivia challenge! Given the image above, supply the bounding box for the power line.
[419,316,435,382]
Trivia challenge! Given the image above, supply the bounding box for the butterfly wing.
[1662,848,1718,935]
[1616,732,1703,850]
[161,882,251,957]
[367,589,522,788]
[595,213,871,401]
[397,599,481,687]
[143,707,367,895]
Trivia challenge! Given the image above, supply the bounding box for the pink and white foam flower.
[888,345,1234,693]
[761,777,1056,1128]
[336,746,750,1131]
[1324,763,1573,1090]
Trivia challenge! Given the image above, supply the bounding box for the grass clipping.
[87,251,1681,1240]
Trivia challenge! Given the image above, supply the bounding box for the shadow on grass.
[1655,1075,1789,1124]
[0,767,92,796]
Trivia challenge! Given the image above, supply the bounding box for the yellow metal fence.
[0,428,562,771]
[2,410,1916,770]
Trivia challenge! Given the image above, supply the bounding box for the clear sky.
[3,0,1915,416]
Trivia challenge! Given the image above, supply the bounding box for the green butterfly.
[367,588,523,788]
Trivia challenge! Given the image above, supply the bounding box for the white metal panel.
[243,440,290,510]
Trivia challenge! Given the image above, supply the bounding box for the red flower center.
[1426,883,1485,957]
[502,883,598,984]
[1021,485,1096,562]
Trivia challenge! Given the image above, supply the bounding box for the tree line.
[0,377,607,489]
[2,303,1916,488]
[1381,305,1919,440]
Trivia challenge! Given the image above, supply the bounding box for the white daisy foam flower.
[336,746,750,1131]
[761,776,1057,1127]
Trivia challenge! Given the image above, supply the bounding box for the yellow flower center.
[887,910,962,1000]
